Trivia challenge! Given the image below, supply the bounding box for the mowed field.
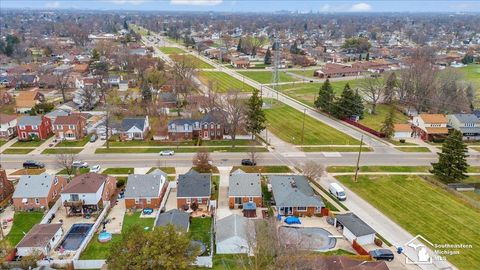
[158,46,184,55]
[359,104,409,131]
[265,101,359,145]
[238,71,299,84]
[287,69,319,79]
[336,175,480,269]
[170,54,213,69]
[198,71,255,92]
[458,64,480,105]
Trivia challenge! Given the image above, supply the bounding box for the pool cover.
[59,223,94,250]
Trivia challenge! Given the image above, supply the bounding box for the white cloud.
[349,3,372,12]
[320,4,331,12]
[170,0,223,6]
[109,0,146,5]
[45,1,61,8]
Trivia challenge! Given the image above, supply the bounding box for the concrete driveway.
[164,188,177,211]
[105,199,125,234]
[216,167,232,219]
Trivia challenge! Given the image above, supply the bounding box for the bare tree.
[358,75,385,114]
[56,153,77,179]
[56,72,70,103]
[79,86,98,111]
[172,55,196,114]
[301,161,325,180]
[216,89,247,148]
[192,148,211,173]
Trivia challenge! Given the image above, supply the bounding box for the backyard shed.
[16,223,63,257]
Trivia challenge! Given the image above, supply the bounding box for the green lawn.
[41,148,82,155]
[5,212,44,246]
[288,69,318,79]
[238,71,299,84]
[2,148,35,154]
[95,146,267,154]
[395,147,431,152]
[388,139,417,146]
[107,140,195,147]
[211,176,220,200]
[0,140,8,147]
[102,168,134,174]
[11,140,45,147]
[57,167,90,175]
[147,167,176,174]
[301,146,372,152]
[158,46,184,54]
[189,217,212,254]
[327,166,432,173]
[171,54,213,69]
[336,175,480,269]
[359,104,409,131]
[265,102,359,145]
[231,166,292,173]
[55,136,91,147]
[122,212,155,232]
[201,139,259,146]
[458,64,480,104]
[198,71,255,92]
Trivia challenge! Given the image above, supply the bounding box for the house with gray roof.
[155,209,190,231]
[16,223,63,257]
[124,170,168,209]
[167,118,201,141]
[335,213,376,245]
[268,175,324,216]
[228,170,262,209]
[177,170,211,210]
[12,173,67,211]
[216,214,254,254]
[447,113,480,140]
[120,116,150,140]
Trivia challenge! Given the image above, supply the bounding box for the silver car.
[159,150,175,156]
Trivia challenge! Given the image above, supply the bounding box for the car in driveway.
[90,165,102,173]
[23,160,45,169]
[159,150,175,156]
[241,159,256,166]
[72,161,88,168]
[89,134,97,143]
[369,249,394,261]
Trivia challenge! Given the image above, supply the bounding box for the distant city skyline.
[2,1,480,13]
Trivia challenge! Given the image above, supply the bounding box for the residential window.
[19,125,25,130]
[216,124,220,129]
[56,125,62,130]
[69,125,75,130]
[210,124,214,129]
[54,177,58,185]
[35,198,40,204]
[204,124,208,129]
[146,198,151,204]
[186,198,191,204]
[234,197,242,205]
[135,198,140,204]
[70,194,79,201]
[297,206,307,211]
[249,197,253,202]
[32,125,38,130]
[23,198,28,204]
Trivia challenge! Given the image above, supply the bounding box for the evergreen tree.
[264,48,272,65]
[431,130,469,183]
[123,20,128,30]
[332,83,364,119]
[290,41,299,54]
[353,90,364,119]
[91,49,100,61]
[237,38,242,52]
[380,106,395,138]
[141,84,152,102]
[366,52,370,61]
[246,89,266,139]
[314,79,334,113]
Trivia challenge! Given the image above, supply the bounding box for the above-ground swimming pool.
[279,226,336,251]
[98,231,112,243]
[58,223,94,250]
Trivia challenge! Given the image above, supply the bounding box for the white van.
[329,183,347,201]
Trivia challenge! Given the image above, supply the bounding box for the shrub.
[116,178,126,188]
[399,139,406,143]
[374,237,383,247]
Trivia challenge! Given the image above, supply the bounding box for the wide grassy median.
[158,46,184,55]
[336,174,480,269]
[198,71,255,92]
[238,71,298,84]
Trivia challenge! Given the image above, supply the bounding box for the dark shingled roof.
[16,223,62,248]
[62,173,108,194]
[155,209,190,231]
[177,170,211,198]
[336,213,376,237]
[121,117,146,131]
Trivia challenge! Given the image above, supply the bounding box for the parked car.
[90,165,102,173]
[100,134,106,140]
[23,160,45,169]
[89,134,98,143]
[159,150,175,156]
[328,183,347,201]
[369,249,394,262]
[72,161,88,168]
[241,159,256,166]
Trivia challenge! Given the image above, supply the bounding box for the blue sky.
[1,1,480,12]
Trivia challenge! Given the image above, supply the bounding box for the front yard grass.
[394,147,431,152]
[41,148,82,155]
[102,168,134,174]
[0,140,8,147]
[198,71,255,92]
[238,71,298,84]
[147,167,176,174]
[301,146,372,152]
[55,136,91,147]
[95,146,267,154]
[189,217,212,254]
[231,166,292,173]
[2,148,35,154]
[11,168,45,175]
[158,46,184,54]
[5,212,44,246]
[11,140,45,147]
[265,102,359,145]
[336,174,480,269]
[327,166,432,173]
[359,104,409,132]
[57,167,90,175]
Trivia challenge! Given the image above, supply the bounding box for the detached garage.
[215,214,254,254]
[16,223,63,257]
[335,213,376,245]
[394,124,413,139]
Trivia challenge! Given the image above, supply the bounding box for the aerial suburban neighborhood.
[0,1,479,270]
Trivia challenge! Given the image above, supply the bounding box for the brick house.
[124,169,168,209]
[168,119,201,141]
[0,114,17,140]
[61,173,117,216]
[12,173,67,211]
[0,169,14,203]
[53,114,87,141]
[199,110,226,140]
[177,170,211,210]
[15,89,45,113]
[269,175,325,216]
[228,169,262,209]
[412,114,449,141]
[231,57,250,68]
[17,115,52,141]
[167,111,226,141]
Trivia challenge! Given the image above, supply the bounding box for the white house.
[16,223,63,257]
[393,124,412,139]
[0,114,17,140]
[215,214,254,254]
[336,213,376,245]
[120,116,150,140]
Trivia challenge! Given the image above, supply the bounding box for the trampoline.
[279,226,336,251]
[58,223,94,250]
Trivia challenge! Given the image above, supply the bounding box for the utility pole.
[272,37,281,101]
[301,109,306,146]
[354,135,364,182]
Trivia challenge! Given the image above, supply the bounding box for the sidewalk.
[0,138,17,152]
[29,136,56,155]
